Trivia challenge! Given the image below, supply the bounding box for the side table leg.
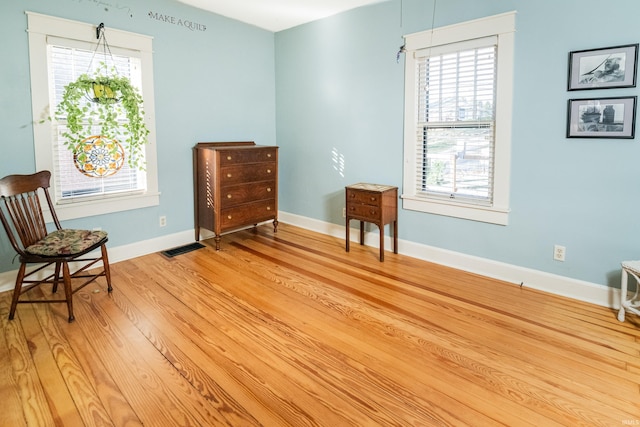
[359,221,365,245]
[214,236,221,251]
[393,220,398,254]
[379,223,384,262]
[346,218,350,252]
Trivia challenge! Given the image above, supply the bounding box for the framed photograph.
[567,96,636,138]
[568,44,638,90]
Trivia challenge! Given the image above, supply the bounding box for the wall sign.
[148,11,207,32]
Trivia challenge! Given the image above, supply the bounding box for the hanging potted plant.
[54,66,149,171]
[52,24,149,173]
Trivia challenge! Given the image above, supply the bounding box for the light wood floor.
[1,223,639,426]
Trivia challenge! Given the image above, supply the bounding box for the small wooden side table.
[345,183,398,261]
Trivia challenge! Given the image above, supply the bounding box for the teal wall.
[0,0,276,272]
[275,0,640,288]
[1,0,639,290]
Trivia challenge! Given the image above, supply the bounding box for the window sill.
[401,194,509,225]
[44,192,161,222]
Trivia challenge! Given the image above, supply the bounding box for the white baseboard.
[0,213,621,309]
[278,211,620,309]
[0,230,195,294]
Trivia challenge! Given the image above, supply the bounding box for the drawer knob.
[267,187,272,192]
[267,169,272,174]
[227,215,232,219]
[267,153,272,158]
[227,194,232,199]
[350,193,355,198]
[370,210,376,215]
[267,206,271,211]
[227,173,232,178]
[370,197,376,201]
[227,155,232,160]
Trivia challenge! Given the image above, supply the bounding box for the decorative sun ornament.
[73,135,125,178]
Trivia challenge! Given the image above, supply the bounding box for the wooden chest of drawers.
[345,183,398,261]
[194,142,278,250]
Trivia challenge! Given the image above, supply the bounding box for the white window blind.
[415,38,496,205]
[47,41,146,203]
[402,12,514,225]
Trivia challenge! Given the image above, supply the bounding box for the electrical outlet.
[342,207,346,218]
[553,245,566,261]
[159,216,167,227]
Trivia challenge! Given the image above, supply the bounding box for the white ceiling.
[177,0,388,32]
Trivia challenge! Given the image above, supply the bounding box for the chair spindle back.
[0,171,58,255]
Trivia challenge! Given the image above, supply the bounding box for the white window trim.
[27,11,159,221]
[402,11,515,226]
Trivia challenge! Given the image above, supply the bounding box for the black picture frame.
[567,96,636,138]
[568,44,638,90]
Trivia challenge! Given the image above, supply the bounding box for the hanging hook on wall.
[96,22,104,40]
[396,44,406,63]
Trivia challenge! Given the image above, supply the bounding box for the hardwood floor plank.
[185,239,552,426]
[0,293,58,426]
[50,302,145,427]
[0,223,638,426]
[261,229,640,372]
[19,297,86,426]
[149,251,490,425]
[28,289,115,427]
[0,294,29,427]
[80,291,247,427]
[242,233,640,386]
[103,267,273,426]
[118,254,386,426]
[219,235,636,425]
[68,287,210,426]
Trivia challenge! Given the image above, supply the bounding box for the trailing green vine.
[54,68,149,170]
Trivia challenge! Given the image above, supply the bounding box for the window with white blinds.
[416,40,496,205]
[48,43,146,202]
[402,12,515,225]
[27,12,159,221]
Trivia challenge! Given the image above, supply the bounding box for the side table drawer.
[347,204,380,221]
[346,189,382,206]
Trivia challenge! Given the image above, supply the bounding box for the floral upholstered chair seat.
[25,229,108,257]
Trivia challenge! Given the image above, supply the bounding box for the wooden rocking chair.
[0,170,112,322]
